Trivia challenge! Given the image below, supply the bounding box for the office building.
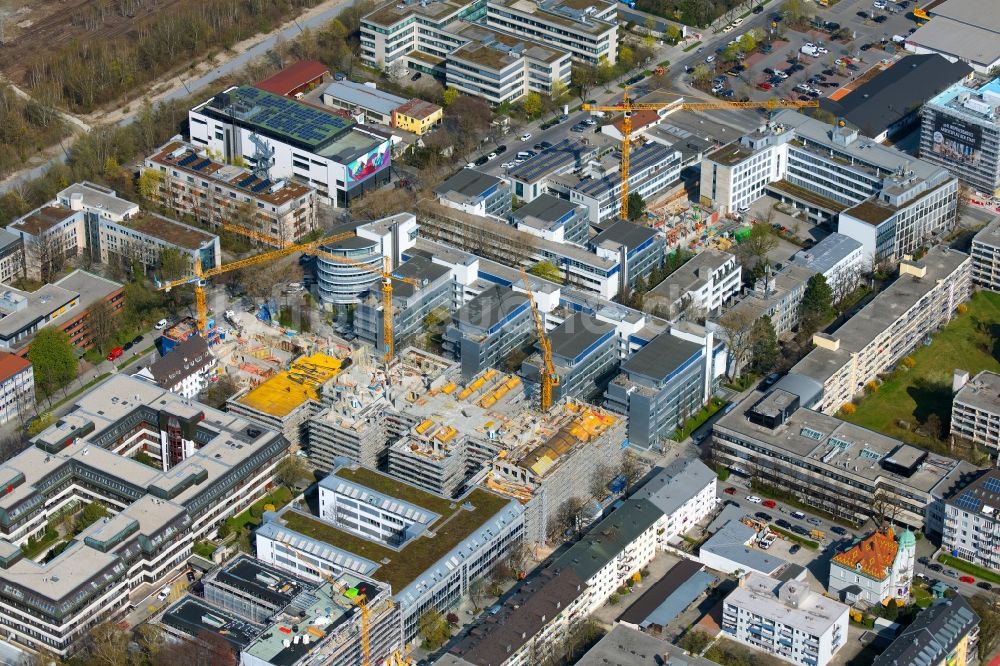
[0,374,288,655]
[971,214,1000,290]
[942,468,1000,571]
[723,573,849,666]
[0,270,124,355]
[792,248,971,415]
[202,555,316,623]
[828,528,916,607]
[819,54,972,142]
[485,0,618,65]
[506,138,602,203]
[872,594,980,666]
[904,0,1000,74]
[645,249,741,319]
[568,142,683,226]
[952,370,1000,458]
[255,60,330,98]
[787,233,864,300]
[0,231,24,284]
[143,139,317,247]
[435,170,513,219]
[189,86,392,206]
[920,75,1000,195]
[522,311,618,402]
[589,220,665,293]
[321,81,408,126]
[158,596,262,655]
[0,353,32,425]
[512,194,588,245]
[133,336,216,399]
[443,284,533,379]
[605,326,724,449]
[710,382,969,530]
[255,463,524,641]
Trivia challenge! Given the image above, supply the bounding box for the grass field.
[843,291,1000,453]
[938,553,1000,585]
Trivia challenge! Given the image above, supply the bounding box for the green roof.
[334,466,456,515]
[554,499,662,582]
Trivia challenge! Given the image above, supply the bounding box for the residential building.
[710,382,970,530]
[255,464,524,641]
[255,60,330,98]
[189,86,393,206]
[819,54,972,142]
[792,248,971,415]
[484,0,618,65]
[787,233,865,300]
[971,214,1000,289]
[920,75,1000,195]
[512,194,589,245]
[942,468,1000,571]
[7,197,98,281]
[645,249,741,319]
[521,311,618,402]
[94,209,220,276]
[0,270,124,356]
[872,595,980,666]
[721,264,815,339]
[952,370,1000,458]
[321,81,407,126]
[828,528,916,607]
[0,231,24,284]
[568,142,683,226]
[143,139,317,247]
[904,0,1000,74]
[0,374,288,655]
[133,336,216,399]
[605,326,723,449]
[576,625,716,666]
[632,457,717,541]
[391,98,443,135]
[443,284,533,380]
[722,573,849,666]
[435,170,512,219]
[589,220,665,293]
[0,353,33,425]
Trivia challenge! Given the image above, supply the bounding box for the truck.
[800,45,819,57]
[810,529,826,541]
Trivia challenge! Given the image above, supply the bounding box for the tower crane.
[519,269,559,413]
[582,91,819,220]
[217,222,419,362]
[155,230,357,335]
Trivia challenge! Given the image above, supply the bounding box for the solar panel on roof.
[178,153,199,167]
[193,159,212,171]
[984,477,1000,494]
[251,180,272,193]
[238,176,256,188]
[955,491,982,512]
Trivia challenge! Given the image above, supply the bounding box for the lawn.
[912,584,933,608]
[769,526,819,550]
[937,553,1000,585]
[843,291,1000,454]
[226,486,293,533]
[673,397,726,441]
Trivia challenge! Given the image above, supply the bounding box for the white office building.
[788,233,865,300]
[723,573,849,666]
[485,0,618,65]
[951,370,1000,459]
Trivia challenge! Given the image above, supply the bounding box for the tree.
[925,413,943,441]
[83,622,131,666]
[572,64,596,101]
[784,0,812,23]
[522,92,543,118]
[86,299,117,354]
[138,168,163,201]
[738,32,756,53]
[665,24,682,44]
[870,488,899,531]
[589,463,616,500]
[528,260,563,283]
[276,455,313,488]
[744,223,779,264]
[418,609,450,650]
[469,577,489,611]
[201,374,239,409]
[750,316,780,375]
[691,63,713,85]
[442,86,460,107]
[620,450,643,493]
[549,496,587,541]
[596,56,615,85]
[158,247,190,282]
[970,595,1000,662]
[134,624,165,663]
[550,79,568,102]
[799,273,834,334]
[717,309,757,380]
[627,192,647,221]
[618,46,636,75]
[77,501,109,531]
[29,328,77,399]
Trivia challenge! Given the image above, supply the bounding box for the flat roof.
[513,194,580,230]
[953,370,1000,415]
[577,625,716,666]
[573,142,677,199]
[590,219,658,251]
[435,169,504,202]
[507,138,597,184]
[126,212,216,250]
[323,81,407,116]
[973,215,1000,249]
[234,353,342,418]
[789,233,862,274]
[8,206,76,236]
[364,0,475,28]
[726,572,848,637]
[391,254,451,299]
[160,596,262,650]
[455,284,530,333]
[707,143,756,167]
[621,332,701,383]
[908,4,1000,68]
[210,554,313,608]
[57,182,139,219]
[547,312,616,363]
[701,520,788,575]
[490,0,617,36]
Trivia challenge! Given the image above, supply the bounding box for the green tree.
[275,455,313,488]
[750,316,779,374]
[77,501,110,532]
[743,223,779,264]
[418,609,450,650]
[522,92,543,118]
[627,192,647,221]
[442,86,460,107]
[666,24,682,44]
[799,273,834,331]
[137,169,163,201]
[691,63,712,85]
[572,64,596,101]
[596,56,616,84]
[528,260,563,283]
[29,328,78,398]
[724,43,741,62]
[971,595,1000,662]
[158,247,190,281]
[738,33,757,53]
[618,46,636,74]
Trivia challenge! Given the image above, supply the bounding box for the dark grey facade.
[443,285,534,380]
[512,194,590,245]
[522,312,618,402]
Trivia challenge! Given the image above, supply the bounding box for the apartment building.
[507,137,603,203]
[133,335,216,399]
[873,595,980,666]
[920,75,1000,196]
[722,573,849,666]
[788,233,865,299]
[0,353,33,426]
[632,457,718,542]
[828,528,916,607]
[605,326,724,449]
[435,169,513,219]
[792,247,971,415]
[943,468,1000,571]
[723,264,815,339]
[952,370,1000,459]
[143,139,317,247]
[0,231,25,284]
[568,142,683,226]
[710,382,968,530]
[0,375,287,655]
[512,194,589,245]
[189,87,392,206]
[521,311,618,402]
[645,249,741,319]
[484,0,618,65]
[971,214,1000,290]
[443,284,534,380]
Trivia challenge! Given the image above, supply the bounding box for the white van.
[892,34,906,43]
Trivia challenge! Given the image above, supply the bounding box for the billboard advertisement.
[930,116,982,166]
[345,140,391,186]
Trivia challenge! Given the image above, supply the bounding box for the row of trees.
[0,84,68,179]
[634,0,749,28]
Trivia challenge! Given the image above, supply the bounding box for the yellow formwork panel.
[237,353,342,418]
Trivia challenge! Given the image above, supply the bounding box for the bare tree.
[83,622,131,666]
[717,309,757,380]
[86,299,117,354]
[29,233,66,283]
[589,463,616,500]
[870,488,899,531]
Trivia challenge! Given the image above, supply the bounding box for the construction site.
[305,346,626,544]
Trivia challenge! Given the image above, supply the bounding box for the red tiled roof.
[612,109,661,136]
[255,61,330,96]
[0,352,31,381]
[394,98,442,120]
[832,528,899,581]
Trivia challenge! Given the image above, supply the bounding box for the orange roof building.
[828,528,916,607]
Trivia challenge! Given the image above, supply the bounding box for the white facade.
[646,249,741,318]
[827,529,916,607]
[952,370,1000,458]
[723,573,849,666]
[788,234,865,300]
[700,143,784,215]
[485,0,618,65]
[942,470,1000,572]
[971,216,1000,290]
[0,355,33,426]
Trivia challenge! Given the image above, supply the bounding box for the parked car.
[928,563,943,572]
[790,510,806,520]
[132,335,144,345]
[519,133,532,141]
[762,499,777,509]
[830,526,847,535]
[822,68,835,76]
[487,152,497,160]
[724,499,740,508]
[776,519,792,529]
[918,556,930,565]
[791,525,810,536]
[960,575,976,584]
[123,341,133,351]
[154,318,168,330]
[757,82,772,90]
[156,587,171,601]
[761,373,781,389]
[705,55,716,63]
[410,72,422,81]
[789,544,801,554]
[724,487,738,495]
[539,141,553,150]
[874,14,888,22]
[944,569,959,578]
[746,495,763,504]
[107,347,124,362]
[807,517,822,526]
[755,512,773,522]
[978,581,993,590]
[857,10,870,18]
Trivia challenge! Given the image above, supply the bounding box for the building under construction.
[305,347,627,543]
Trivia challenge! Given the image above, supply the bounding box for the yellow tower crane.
[155,230,357,335]
[519,269,559,413]
[582,91,819,220]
